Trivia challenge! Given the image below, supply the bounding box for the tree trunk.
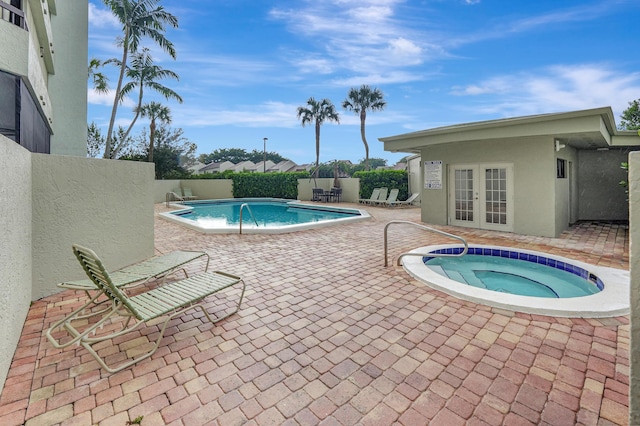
[360,110,369,170]
[315,121,321,179]
[104,28,129,159]
[148,119,156,162]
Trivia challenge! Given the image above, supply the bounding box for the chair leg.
[79,279,246,373]
[46,291,112,349]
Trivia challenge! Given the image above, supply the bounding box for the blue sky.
[87,0,640,165]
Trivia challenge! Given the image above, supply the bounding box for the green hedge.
[354,169,409,200]
[231,172,310,198]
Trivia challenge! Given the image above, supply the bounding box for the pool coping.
[402,244,630,318]
[159,198,371,234]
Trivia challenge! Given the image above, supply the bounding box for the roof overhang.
[379,106,640,154]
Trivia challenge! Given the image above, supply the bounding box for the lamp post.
[263,137,268,172]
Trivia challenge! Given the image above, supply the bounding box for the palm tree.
[108,48,182,157]
[103,0,178,159]
[88,58,108,94]
[138,102,171,162]
[342,85,386,170]
[297,97,340,179]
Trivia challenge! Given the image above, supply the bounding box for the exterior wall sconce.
[555,139,566,151]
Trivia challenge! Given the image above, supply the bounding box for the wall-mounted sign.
[424,161,442,189]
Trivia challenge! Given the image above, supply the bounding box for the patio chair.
[58,250,210,293]
[331,187,342,203]
[359,188,380,204]
[51,250,210,348]
[46,245,245,373]
[380,188,400,206]
[182,187,198,200]
[170,189,184,202]
[372,187,389,205]
[312,188,324,202]
[388,192,420,207]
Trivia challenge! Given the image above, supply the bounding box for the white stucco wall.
[298,178,360,203]
[31,155,156,299]
[418,137,557,237]
[48,0,88,156]
[154,178,364,204]
[0,137,32,394]
[629,152,640,425]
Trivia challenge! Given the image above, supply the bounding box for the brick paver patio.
[0,203,630,425]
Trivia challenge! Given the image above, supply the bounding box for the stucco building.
[380,107,640,237]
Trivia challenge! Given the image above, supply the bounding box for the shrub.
[354,169,409,200]
[232,172,310,198]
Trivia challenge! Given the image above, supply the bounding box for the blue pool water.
[170,199,362,228]
[424,249,602,298]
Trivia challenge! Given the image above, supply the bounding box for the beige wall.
[298,178,360,203]
[629,151,640,425]
[419,137,558,236]
[155,178,362,204]
[31,155,156,299]
[0,143,156,392]
[0,137,33,394]
[49,1,88,157]
[154,180,234,203]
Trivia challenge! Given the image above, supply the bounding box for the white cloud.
[270,0,434,83]
[88,2,119,29]
[87,88,135,109]
[174,101,301,128]
[450,64,640,119]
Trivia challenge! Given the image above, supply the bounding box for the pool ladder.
[384,220,469,266]
[239,203,259,234]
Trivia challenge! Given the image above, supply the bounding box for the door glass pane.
[455,169,474,222]
[484,168,507,225]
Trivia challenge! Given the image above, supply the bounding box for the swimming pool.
[402,244,629,318]
[160,198,370,234]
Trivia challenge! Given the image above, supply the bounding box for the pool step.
[427,265,448,277]
[445,270,468,284]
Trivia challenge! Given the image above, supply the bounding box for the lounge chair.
[372,187,389,205]
[57,250,210,293]
[359,188,381,204]
[182,187,198,200]
[380,188,399,206]
[51,250,210,348]
[388,192,420,207]
[170,188,184,202]
[46,245,245,373]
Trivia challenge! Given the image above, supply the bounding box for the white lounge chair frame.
[46,245,245,373]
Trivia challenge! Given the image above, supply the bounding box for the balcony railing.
[0,2,27,31]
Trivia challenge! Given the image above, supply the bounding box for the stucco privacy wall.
[578,148,635,221]
[0,137,32,394]
[629,151,640,425]
[154,179,234,203]
[31,155,156,300]
[298,178,359,203]
[154,178,362,203]
[419,137,557,237]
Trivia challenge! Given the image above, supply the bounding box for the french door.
[449,164,513,232]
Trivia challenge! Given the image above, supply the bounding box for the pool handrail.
[384,220,468,266]
[239,203,259,234]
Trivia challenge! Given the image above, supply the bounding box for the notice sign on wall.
[424,160,442,189]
